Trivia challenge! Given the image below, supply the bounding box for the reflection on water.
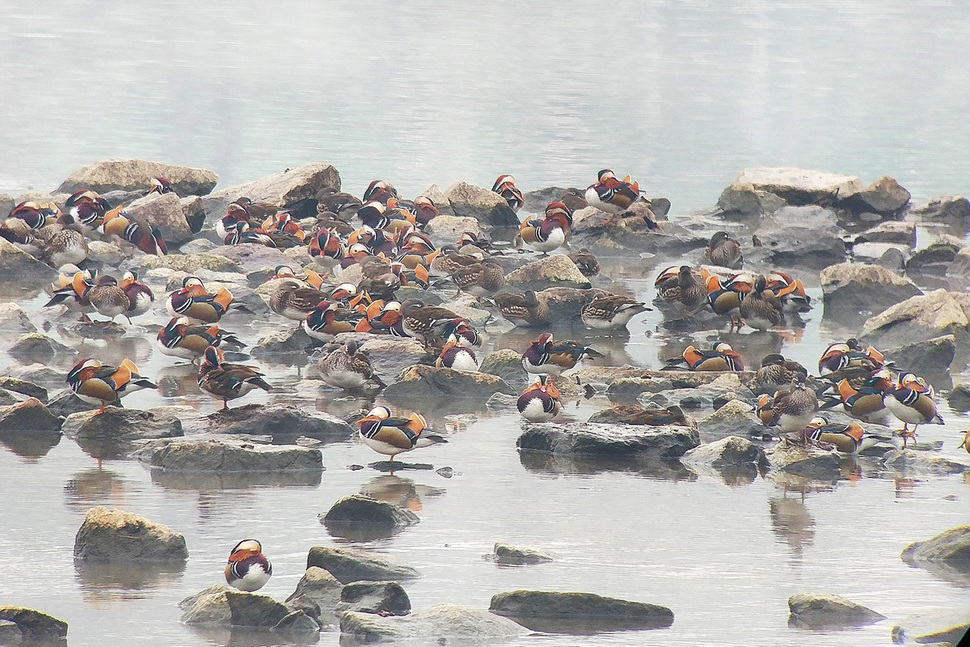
[75,560,186,602]
[359,474,445,513]
[151,467,323,492]
[64,467,129,510]
[769,495,815,558]
[519,450,696,482]
[0,429,61,459]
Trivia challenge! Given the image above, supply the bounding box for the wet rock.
[333,333,433,385]
[383,365,514,405]
[285,567,343,627]
[139,252,243,274]
[63,408,184,456]
[908,195,970,222]
[74,506,188,562]
[151,439,322,472]
[0,377,47,402]
[787,593,885,629]
[320,495,419,541]
[875,246,908,273]
[0,619,19,645]
[901,526,970,586]
[201,403,354,441]
[251,325,314,357]
[0,398,62,434]
[640,374,752,410]
[179,584,233,625]
[180,584,317,634]
[0,607,67,644]
[124,192,193,244]
[488,543,555,565]
[209,242,293,274]
[606,370,754,402]
[883,449,968,476]
[45,389,94,417]
[443,181,519,228]
[479,348,529,391]
[752,206,847,269]
[306,546,419,584]
[485,392,518,413]
[905,235,964,276]
[948,384,970,412]
[505,255,592,291]
[694,400,765,441]
[423,215,481,243]
[840,176,911,215]
[891,607,970,646]
[489,590,675,632]
[7,333,75,365]
[517,422,698,459]
[180,195,207,234]
[56,158,218,195]
[340,603,527,643]
[856,221,916,247]
[718,167,863,214]
[682,436,768,472]
[224,591,295,629]
[337,581,411,616]
[537,287,603,326]
[861,289,970,349]
[522,186,570,213]
[0,363,64,389]
[765,441,841,481]
[0,303,36,334]
[820,262,921,323]
[273,610,320,636]
[882,335,954,386]
[208,163,340,213]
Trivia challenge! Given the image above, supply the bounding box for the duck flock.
[4,166,969,594]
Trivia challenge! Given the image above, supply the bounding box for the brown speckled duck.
[198,346,272,409]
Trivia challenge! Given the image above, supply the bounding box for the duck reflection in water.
[360,474,445,513]
[64,468,128,510]
[769,494,815,561]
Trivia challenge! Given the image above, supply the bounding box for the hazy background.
[2,1,968,210]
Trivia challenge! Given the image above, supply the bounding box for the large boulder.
[901,526,970,586]
[179,584,319,635]
[861,289,970,349]
[200,404,354,441]
[285,567,343,627]
[423,215,481,243]
[150,439,323,472]
[0,377,47,401]
[74,506,188,562]
[0,239,58,291]
[681,435,768,484]
[765,441,841,482]
[306,547,419,584]
[383,365,514,405]
[891,607,970,646]
[209,242,293,274]
[337,581,411,616]
[251,325,315,357]
[339,604,527,643]
[8,333,75,365]
[56,159,218,195]
[787,593,885,629]
[124,192,194,244]
[882,335,955,387]
[718,167,863,216]
[505,255,592,291]
[517,422,698,459]
[839,176,911,215]
[820,263,921,324]
[443,181,519,228]
[489,590,674,632]
[906,235,964,277]
[479,348,529,390]
[320,495,419,541]
[0,398,62,434]
[207,163,341,214]
[0,607,68,644]
[332,333,433,385]
[751,206,847,269]
[694,400,765,441]
[139,252,243,274]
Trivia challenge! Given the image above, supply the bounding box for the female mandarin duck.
[521,333,603,376]
[756,379,819,436]
[303,300,367,343]
[883,373,943,447]
[655,265,707,316]
[585,169,640,215]
[198,346,272,410]
[704,231,743,269]
[84,275,131,323]
[435,334,478,372]
[452,258,506,297]
[167,277,233,325]
[67,358,156,413]
[581,294,651,330]
[490,290,549,327]
[317,340,382,390]
[750,354,808,394]
[157,317,244,362]
[356,406,446,462]
[680,343,744,371]
[517,375,562,422]
[519,201,572,254]
[492,175,524,212]
[225,539,272,592]
[738,275,785,331]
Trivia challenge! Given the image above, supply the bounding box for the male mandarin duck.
[435,334,479,372]
[157,317,244,362]
[412,195,439,227]
[198,346,272,410]
[303,300,366,343]
[363,179,398,205]
[308,227,344,259]
[217,202,259,240]
[738,275,785,331]
[585,169,640,215]
[490,290,549,327]
[756,379,819,435]
[492,175,524,212]
[101,208,168,255]
[0,216,35,244]
[452,258,506,297]
[829,368,894,423]
[356,406,445,461]
[703,272,752,330]
[581,294,651,330]
[84,275,131,323]
[655,265,707,315]
[750,354,809,394]
[67,358,156,413]
[704,231,743,269]
[119,271,154,319]
[521,333,603,376]
[883,373,943,447]
[804,417,869,453]
[317,340,382,390]
[45,270,96,321]
[765,271,812,312]
[818,340,884,381]
[8,200,59,230]
[260,211,306,240]
[568,247,600,278]
[680,343,744,372]
[167,278,233,325]
[317,186,362,221]
[381,300,476,345]
[65,189,110,231]
[225,539,272,592]
[330,282,372,312]
[519,202,572,254]
[147,177,175,195]
[517,375,562,422]
[223,221,275,247]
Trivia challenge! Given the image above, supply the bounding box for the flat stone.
[320,495,419,541]
[56,158,218,195]
[752,206,847,270]
[337,581,411,616]
[820,262,921,324]
[489,543,555,565]
[7,333,75,365]
[861,289,970,349]
[201,404,354,441]
[489,590,674,632]
[423,215,481,244]
[882,449,968,476]
[252,325,314,357]
[720,167,863,208]
[901,525,970,586]
[0,607,67,644]
[787,592,885,629]
[207,163,340,219]
[0,618,20,645]
[179,584,233,625]
[517,422,698,459]
[306,546,419,584]
[882,335,954,386]
[505,255,592,291]
[0,378,47,402]
[908,195,970,221]
[341,604,527,643]
[63,408,184,454]
[695,399,765,441]
[0,398,62,434]
[383,365,513,405]
[479,348,530,391]
[765,441,841,481]
[74,506,188,562]
[906,236,964,276]
[209,243,293,274]
[682,435,768,471]
[151,439,322,472]
[0,302,36,333]
[856,221,916,246]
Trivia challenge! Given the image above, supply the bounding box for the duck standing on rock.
[826,368,893,424]
[198,346,272,410]
[435,334,478,372]
[704,231,743,269]
[756,379,819,438]
[317,340,382,390]
[521,333,603,376]
[67,358,156,413]
[45,270,96,322]
[167,278,234,325]
[225,539,272,592]
[452,257,506,297]
[568,247,600,278]
[517,375,562,422]
[750,354,808,394]
[585,169,640,216]
[119,271,154,321]
[356,406,446,462]
[883,373,943,447]
[804,417,870,453]
[157,317,244,363]
[303,300,366,342]
[581,294,651,330]
[519,201,572,254]
[738,275,785,331]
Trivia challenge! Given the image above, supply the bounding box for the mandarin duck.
[756,379,819,436]
[303,300,366,343]
[167,278,233,325]
[679,343,744,371]
[592,403,691,427]
[269,279,326,322]
[67,358,156,413]
[765,271,812,312]
[217,202,259,240]
[490,290,549,327]
[435,335,478,372]
[750,354,809,394]
[519,201,572,254]
[157,317,244,362]
[827,368,894,424]
[517,375,562,422]
[317,340,382,390]
[225,539,272,592]
[568,247,600,278]
[883,373,943,447]
[804,417,869,453]
[363,180,398,204]
[585,169,640,215]
[101,208,167,255]
[119,271,154,319]
[430,246,484,276]
[492,175,524,212]
[381,300,474,345]
[581,294,651,330]
[738,275,785,331]
[8,200,59,230]
[356,406,445,461]
[40,220,88,268]
[44,270,95,321]
[818,340,884,381]
[521,333,603,376]
[655,265,707,316]
[702,272,752,331]
[198,346,271,410]
[147,177,175,195]
[308,227,344,259]
[317,187,362,221]
[452,258,506,297]
[66,189,110,231]
[84,275,131,323]
[704,231,743,269]
[412,195,439,226]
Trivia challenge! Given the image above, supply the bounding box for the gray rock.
[139,252,243,274]
[882,335,954,386]
[489,590,675,632]
[489,543,555,565]
[251,325,314,357]
[423,215,481,244]
[0,302,37,334]
[340,604,527,643]
[285,567,343,627]
[787,592,885,629]
[694,400,765,441]
[56,158,218,195]
[333,333,433,386]
[875,245,908,273]
[0,607,67,644]
[180,196,206,234]
[682,435,768,472]
[46,389,95,417]
[765,441,841,481]
[74,506,188,562]
[0,377,47,402]
[0,193,15,216]
[7,333,75,365]
[479,348,529,391]
[320,495,419,541]
[63,408,184,454]
[856,220,916,246]
[948,384,970,412]
[485,392,518,413]
[719,167,863,212]
[517,422,698,459]
[84,240,125,267]
[306,547,419,584]
[337,581,411,616]
[201,404,354,441]
[225,590,293,629]
[0,363,64,389]
[505,255,592,291]
[383,365,514,405]
[124,192,193,244]
[206,163,340,222]
[0,618,20,645]
[606,370,755,402]
[538,287,602,326]
[0,398,62,434]
[891,607,970,646]
[151,439,322,472]
[443,181,519,228]
[209,242,294,274]
[906,235,964,277]
[901,526,970,586]
[179,584,233,625]
[752,206,847,270]
[820,263,921,324]
[840,176,910,215]
[861,289,970,349]
[908,195,970,222]
[178,238,218,255]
